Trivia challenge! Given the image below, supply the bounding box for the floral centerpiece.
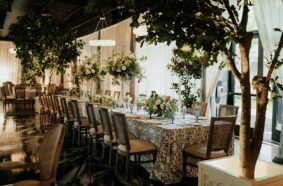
[106,52,145,85]
[92,95,118,107]
[136,97,147,111]
[123,95,132,108]
[78,56,106,80]
[69,86,80,97]
[145,92,177,118]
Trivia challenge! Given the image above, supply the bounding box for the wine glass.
[170,113,175,124]
[130,103,134,114]
[194,110,200,122]
[181,106,187,119]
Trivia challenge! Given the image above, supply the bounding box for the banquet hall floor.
[0,102,280,186]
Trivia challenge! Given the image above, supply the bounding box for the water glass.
[194,110,200,122]
[130,103,134,114]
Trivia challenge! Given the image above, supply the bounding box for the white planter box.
[198,155,283,186]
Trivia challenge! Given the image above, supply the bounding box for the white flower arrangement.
[78,56,106,80]
[106,51,146,85]
[92,95,118,107]
[145,92,177,117]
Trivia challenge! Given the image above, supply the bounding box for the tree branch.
[266,32,283,81]
[203,0,237,34]
[223,48,241,80]
[239,1,249,31]
[222,0,239,30]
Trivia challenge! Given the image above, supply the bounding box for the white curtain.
[205,63,222,117]
[0,41,22,85]
[135,42,178,97]
[100,18,132,95]
[253,0,283,86]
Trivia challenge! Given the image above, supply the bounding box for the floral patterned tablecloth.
[126,116,214,184]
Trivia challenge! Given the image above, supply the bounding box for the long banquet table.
[63,97,233,184]
[126,114,211,184]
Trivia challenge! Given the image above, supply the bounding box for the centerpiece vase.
[90,80,94,98]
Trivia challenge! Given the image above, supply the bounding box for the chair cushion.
[104,131,135,144]
[80,117,90,127]
[127,139,156,154]
[183,143,227,159]
[12,180,40,186]
[128,132,136,140]
[97,125,103,134]
[6,95,15,100]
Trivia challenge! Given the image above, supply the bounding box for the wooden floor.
[0,101,280,186]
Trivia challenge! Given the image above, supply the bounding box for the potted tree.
[8,13,84,88]
[121,0,283,182]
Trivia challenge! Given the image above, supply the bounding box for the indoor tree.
[168,47,201,108]
[9,13,84,86]
[121,0,283,179]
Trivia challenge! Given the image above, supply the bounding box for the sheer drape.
[205,64,222,117]
[135,42,178,97]
[100,18,132,95]
[0,41,22,85]
[253,0,283,89]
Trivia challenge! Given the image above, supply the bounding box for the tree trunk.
[239,69,252,178]
[42,71,45,92]
[238,36,253,178]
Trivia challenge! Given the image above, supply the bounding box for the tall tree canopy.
[9,13,84,83]
[120,0,283,179]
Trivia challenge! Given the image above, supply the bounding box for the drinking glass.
[194,110,200,122]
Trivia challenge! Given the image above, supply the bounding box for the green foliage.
[120,0,240,66]
[9,13,84,80]
[145,91,177,117]
[168,48,202,108]
[106,52,145,85]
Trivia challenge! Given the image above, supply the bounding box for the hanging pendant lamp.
[89,17,116,47]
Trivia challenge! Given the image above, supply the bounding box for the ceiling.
[0,0,129,40]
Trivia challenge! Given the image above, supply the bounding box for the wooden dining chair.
[111,111,157,181]
[189,101,208,116]
[60,97,75,144]
[1,86,15,111]
[99,107,116,167]
[52,95,63,123]
[46,95,57,124]
[218,104,239,117]
[113,91,120,99]
[46,84,57,95]
[15,86,26,110]
[96,89,102,95]
[105,90,111,96]
[69,99,90,145]
[183,116,237,177]
[0,124,66,186]
[86,103,104,157]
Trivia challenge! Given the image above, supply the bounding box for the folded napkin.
[127,114,142,118]
[144,119,163,125]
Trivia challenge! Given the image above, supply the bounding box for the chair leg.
[183,152,187,178]
[115,152,119,175]
[102,142,106,161]
[125,156,129,181]
[108,144,112,167]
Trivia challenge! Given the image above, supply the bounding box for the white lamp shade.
[9,48,16,54]
[133,25,148,37]
[89,40,116,46]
